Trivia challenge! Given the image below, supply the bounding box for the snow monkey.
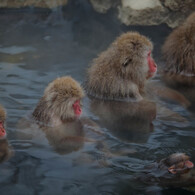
[140,153,195,189]
[85,32,157,101]
[33,76,84,126]
[162,12,195,87]
[85,31,190,108]
[30,76,102,154]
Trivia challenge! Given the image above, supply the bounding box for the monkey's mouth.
[168,160,194,174]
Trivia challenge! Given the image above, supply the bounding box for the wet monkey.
[140,153,195,188]
[85,32,189,107]
[33,76,84,126]
[85,32,157,101]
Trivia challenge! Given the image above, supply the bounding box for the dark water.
[0,1,195,195]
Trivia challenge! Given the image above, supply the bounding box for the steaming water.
[0,1,195,195]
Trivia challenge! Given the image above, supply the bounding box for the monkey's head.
[44,76,84,122]
[160,153,194,175]
[0,105,6,139]
[114,32,157,81]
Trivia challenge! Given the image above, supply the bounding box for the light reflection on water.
[0,2,195,195]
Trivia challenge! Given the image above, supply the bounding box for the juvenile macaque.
[140,153,195,188]
[85,32,157,101]
[33,76,84,126]
[162,12,195,87]
[25,76,100,154]
[85,32,189,108]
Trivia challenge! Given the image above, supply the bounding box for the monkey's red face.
[73,100,82,117]
[147,51,157,79]
[0,122,6,139]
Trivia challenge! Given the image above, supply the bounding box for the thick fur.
[162,12,195,86]
[85,32,153,101]
[33,76,84,126]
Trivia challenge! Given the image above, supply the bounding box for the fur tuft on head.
[33,76,84,126]
[85,31,153,101]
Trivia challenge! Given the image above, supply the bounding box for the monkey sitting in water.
[139,153,195,188]
[21,76,99,154]
[162,12,195,87]
[85,31,189,107]
[162,12,195,111]
[0,104,13,163]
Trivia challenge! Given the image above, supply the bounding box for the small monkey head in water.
[33,76,85,126]
[86,32,157,100]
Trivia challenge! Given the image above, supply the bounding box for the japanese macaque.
[85,31,190,108]
[19,76,99,154]
[33,76,84,126]
[0,104,12,163]
[85,32,157,101]
[140,153,195,188]
[162,12,195,87]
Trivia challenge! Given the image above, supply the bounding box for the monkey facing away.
[162,12,195,87]
[85,31,189,108]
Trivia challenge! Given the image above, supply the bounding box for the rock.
[0,0,68,9]
[118,0,166,26]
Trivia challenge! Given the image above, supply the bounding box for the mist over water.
[0,1,194,194]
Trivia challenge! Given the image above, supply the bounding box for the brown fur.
[85,32,154,101]
[162,12,195,86]
[0,104,6,123]
[33,76,84,126]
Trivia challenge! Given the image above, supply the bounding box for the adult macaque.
[162,12,195,87]
[85,32,189,107]
[140,153,195,188]
[0,104,13,163]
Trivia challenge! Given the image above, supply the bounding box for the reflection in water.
[90,98,156,143]
[0,1,194,194]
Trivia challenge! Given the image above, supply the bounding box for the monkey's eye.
[122,58,132,67]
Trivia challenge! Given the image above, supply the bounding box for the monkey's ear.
[122,58,132,67]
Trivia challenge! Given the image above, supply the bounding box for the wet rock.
[118,0,166,26]
[89,0,195,28]
[0,0,68,9]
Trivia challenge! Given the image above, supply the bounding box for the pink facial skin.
[147,51,157,78]
[73,100,82,116]
[0,122,6,139]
